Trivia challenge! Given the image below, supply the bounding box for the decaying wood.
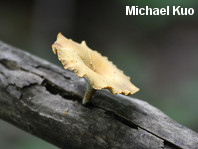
[0,41,197,149]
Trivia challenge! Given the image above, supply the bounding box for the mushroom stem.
[82,78,96,105]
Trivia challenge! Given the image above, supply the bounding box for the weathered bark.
[0,41,197,149]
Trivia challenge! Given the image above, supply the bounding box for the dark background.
[0,0,198,148]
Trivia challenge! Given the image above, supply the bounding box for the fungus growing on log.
[52,33,139,104]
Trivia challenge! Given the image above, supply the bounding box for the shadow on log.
[0,41,198,149]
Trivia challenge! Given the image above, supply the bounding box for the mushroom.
[52,33,139,105]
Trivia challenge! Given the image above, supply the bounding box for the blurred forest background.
[0,0,198,148]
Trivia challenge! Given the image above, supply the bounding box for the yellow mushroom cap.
[52,33,139,95]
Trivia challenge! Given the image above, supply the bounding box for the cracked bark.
[0,41,198,149]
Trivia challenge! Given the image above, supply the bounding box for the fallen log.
[0,41,197,149]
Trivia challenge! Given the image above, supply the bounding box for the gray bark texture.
[0,41,198,149]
